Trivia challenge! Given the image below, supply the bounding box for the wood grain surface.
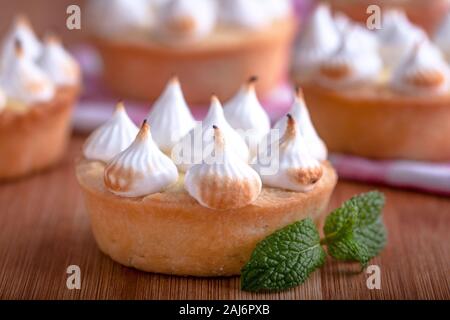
[0,136,449,300]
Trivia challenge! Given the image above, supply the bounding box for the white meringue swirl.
[315,29,382,88]
[377,10,426,67]
[1,41,54,104]
[260,0,291,20]
[390,40,450,95]
[104,121,179,198]
[254,114,323,192]
[172,96,250,172]
[83,102,139,162]
[147,77,196,154]
[219,0,268,29]
[293,4,341,79]
[223,77,271,157]
[38,36,80,86]
[1,15,42,70]
[158,0,217,42]
[434,10,450,61]
[333,12,351,34]
[184,125,261,210]
[273,89,327,161]
[86,0,154,37]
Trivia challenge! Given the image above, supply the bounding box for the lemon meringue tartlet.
[86,0,296,104]
[0,17,80,180]
[76,83,337,277]
[292,5,450,161]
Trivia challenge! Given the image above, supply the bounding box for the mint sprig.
[241,219,326,291]
[241,191,387,292]
[323,191,386,266]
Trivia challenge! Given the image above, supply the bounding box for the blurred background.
[1,0,450,195]
[1,0,449,42]
[0,0,449,301]
[0,0,85,44]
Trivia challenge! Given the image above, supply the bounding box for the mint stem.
[319,232,337,246]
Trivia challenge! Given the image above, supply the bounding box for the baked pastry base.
[300,83,450,161]
[92,18,296,104]
[0,87,78,180]
[76,160,337,276]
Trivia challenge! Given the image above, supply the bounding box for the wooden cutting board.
[0,136,449,300]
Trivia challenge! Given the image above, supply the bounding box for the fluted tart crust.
[0,86,79,180]
[300,83,450,161]
[91,18,296,104]
[76,159,337,276]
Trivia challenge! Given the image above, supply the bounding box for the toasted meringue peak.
[316,29,382,88]
[390,40,450,95]
[223,77,271,156]
[159,0,217,42]
[83,102,139,162]
[434,11,450,60]
[104,121,179,198]
[219,0,268,29]
[86,0,154,37]
[184,125,262,210]
[273,88,327,161]
[1,15,42,70]
[1,40,54,104]
[38,35,80,86]
[147,76,196,154]
[377,9,426,67]
[173,95,250,172]
[293,4,341,78]
[255,114,323,192]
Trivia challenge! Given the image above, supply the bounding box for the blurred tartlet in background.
[86,0,296,104]
[323,0,450,34]
[0,16,80,180]
[292,4,450,162]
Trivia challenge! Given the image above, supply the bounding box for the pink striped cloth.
[70,3,450,196]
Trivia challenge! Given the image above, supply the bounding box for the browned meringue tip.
[44,33,61,44]
[248,75,258,83]
[211,95,221,105]
[115,100,125,111]
[14,14,32,29]
[283,114,297,140]
[137,120,150,140]
[168,75,179,85]
[244,76,258,91]
[14,39,24,57]
[212,125,225,149]
[295,86,304,100]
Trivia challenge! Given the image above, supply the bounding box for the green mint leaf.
[324,191,387,266]
[326,231,371,267]
[241,218,326,292]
